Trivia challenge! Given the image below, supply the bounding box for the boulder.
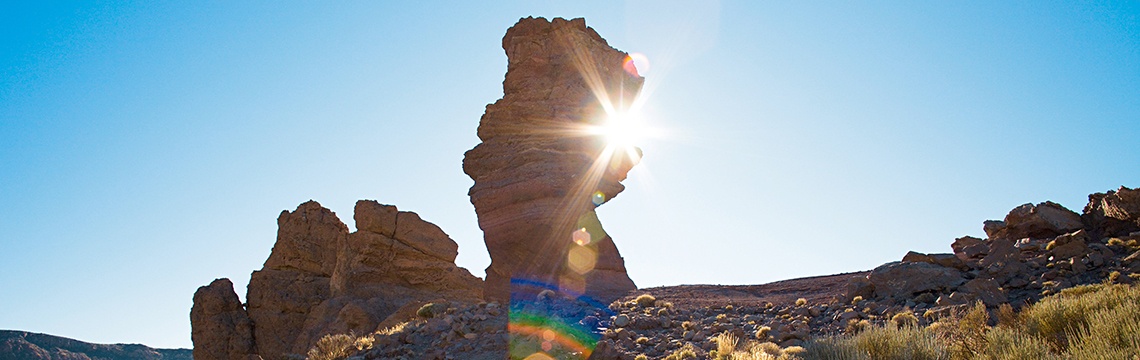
[462,17,641,303]
[869,262,966,300]
[979,238,1027,284]
[843,276,874,302]
[191,278,256,360]
[1048,230,1090,260]
[958,278,1007,306]
[986,201,1083,240]
[1083,186,1140,238]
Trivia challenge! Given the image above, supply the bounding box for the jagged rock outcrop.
[847,185,1140,314]
[463,16,642,303]
[1084,186,1140,239]
[193,200,482,360]
[190,278,255,360]
[983,201,1083,240]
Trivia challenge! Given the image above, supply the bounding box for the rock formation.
[191,200,482,360]
[845,185,1140,309]
[463,16,642,303]
[1083,186,1140,239]
[190,278,255,360]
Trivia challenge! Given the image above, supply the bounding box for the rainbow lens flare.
[591,191,606,206]
[508,278,614,359]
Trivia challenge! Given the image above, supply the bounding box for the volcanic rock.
[1083,186,1140,238]
[985,201,1083,240]
[190,278,256,360]
[951,236,986,263]
[462,17,641,303]
[867,261,965,300]
[196,200,482,360]
[1048,230,1090,260]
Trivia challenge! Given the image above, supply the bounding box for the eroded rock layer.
[191,200,482,360]
[463,17,642,303]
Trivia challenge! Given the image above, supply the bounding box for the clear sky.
[2,1,1137,350]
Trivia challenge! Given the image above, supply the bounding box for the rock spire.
[463,17,642,303]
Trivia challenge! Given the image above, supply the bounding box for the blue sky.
[2,1,1137,349]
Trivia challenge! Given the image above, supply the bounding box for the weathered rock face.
[984,201,1083,240]
[194,200,482,360]
[246,201,342,359]
[463,17,642,303]
[1084,186,1140,238]
[867,261,966,300]
[190,278,255,360]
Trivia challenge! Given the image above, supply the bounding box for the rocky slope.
[0,330,191,360]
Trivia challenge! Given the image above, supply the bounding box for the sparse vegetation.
[305,332,375,360]
[795,298,807,307]
[714,331,739,359]
[756,325,771,340]
[376,321,407,336]
[801,284,1140,360]
[663,343,697,360]
[417,302,444,319]
[635,294,657,307]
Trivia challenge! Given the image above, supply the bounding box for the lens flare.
[623,52,650,77]
[591,191,606,206]
[572,227,591,246]
[567,245,597,275]
[508,279,609,359]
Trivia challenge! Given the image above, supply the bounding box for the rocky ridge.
[0,330,191,360]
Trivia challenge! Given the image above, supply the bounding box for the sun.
[592,109,647,151]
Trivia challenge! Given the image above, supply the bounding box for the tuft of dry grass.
[305,331,375,360]
[635,294,657,308]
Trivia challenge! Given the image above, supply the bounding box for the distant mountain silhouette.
[0,330,191,360]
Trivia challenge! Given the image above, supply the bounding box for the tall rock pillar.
[463,17,642,303]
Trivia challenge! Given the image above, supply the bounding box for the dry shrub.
[306,333,360,360]
[635,294,657,308]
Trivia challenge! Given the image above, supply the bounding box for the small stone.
[614,314,631,328]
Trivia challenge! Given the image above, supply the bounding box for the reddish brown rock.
[868,262,965,300]
[463,17,641,302]
[1083,186,1140,238]
[247,201,343,359]
[190,278,255,360]
[986,201,1083,240]
[951,236,986,262]
[202,200,482,360]
[1048,230,1091,260]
